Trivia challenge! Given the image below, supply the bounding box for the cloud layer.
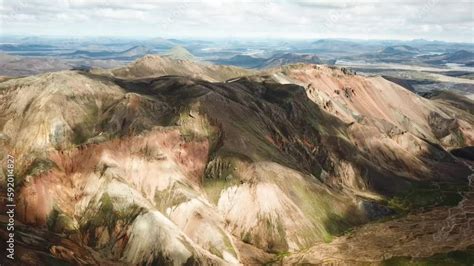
[1,0,473,42]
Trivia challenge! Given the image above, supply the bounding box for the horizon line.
[2,34,473,45]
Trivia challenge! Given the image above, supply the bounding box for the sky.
[0,0,473,42]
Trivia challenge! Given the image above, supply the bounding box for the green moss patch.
[383,250,474,266]
[154,184,190,212]
[203,177,240,205]
[80,192,144,246]
[47,207,78,234]
[387,181,468,214]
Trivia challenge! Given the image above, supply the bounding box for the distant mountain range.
[344,45,474,66]
[379,45,420,56]
[61,45,201,62]
[0,43,56,51]
[65,45,154,60]
[419,50,474,65]
[212,52,322,69]
[311,39,373,52]
[1,37,473,69]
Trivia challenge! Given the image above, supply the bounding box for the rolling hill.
[110,54,254,82]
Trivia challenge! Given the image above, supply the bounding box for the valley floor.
[282,160,474,265]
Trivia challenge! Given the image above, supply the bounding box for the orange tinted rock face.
[255,65,472,186]
[17,176,54,225]
[267,64,473,150]
[16,128,210,227]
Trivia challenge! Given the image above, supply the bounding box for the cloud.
[0,0,472,42]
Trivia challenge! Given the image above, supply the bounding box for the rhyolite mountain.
[0,56,473,265]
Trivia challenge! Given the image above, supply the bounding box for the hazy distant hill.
[118,45,153,57]
[212,54,263,68]
[420,50,474,65]
[68,50,116,58]
[0,43,56,52]
[163,45,196,61]
[212,52,322,69]
[343,45,433,64]
[260,53,322,68]
[0,52,127,76]
[141,37,180,49]
[311,39,368,51]
[379,45,420,56]
[65,45,153,60]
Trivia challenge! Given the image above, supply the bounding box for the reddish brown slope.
[0,61,472,264]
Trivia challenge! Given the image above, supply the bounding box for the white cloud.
[0,0,472,42]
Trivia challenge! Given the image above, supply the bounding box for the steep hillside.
[0,62,472,265]
[261,64,474,150]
